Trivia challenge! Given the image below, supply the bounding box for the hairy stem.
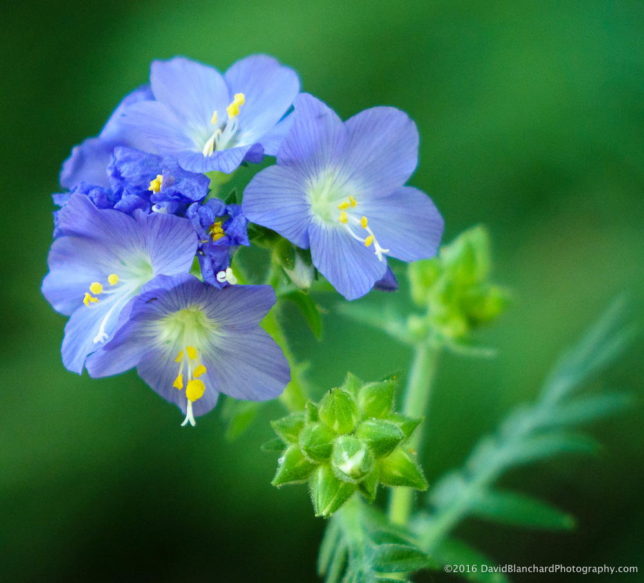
[388,342,440,526]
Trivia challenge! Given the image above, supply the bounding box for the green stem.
[388,342,440,526]
[261,260,310,412]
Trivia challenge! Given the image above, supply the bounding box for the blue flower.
[242,94,444,300]
[42,194,198,373]
[53,147,210,234]
[118,55,300,174]
[60,85,154,189]
[187,199,249,287]
[86,274,290,426]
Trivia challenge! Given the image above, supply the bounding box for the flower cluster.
[268,374,427,517]
[42,54,444,424]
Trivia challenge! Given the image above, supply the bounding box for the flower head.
[86,275,290,426]
[119,55,300,174]
[42,194,197,373]
[242,94,444,300]
[187,199,249,287]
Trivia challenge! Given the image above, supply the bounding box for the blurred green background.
[1,0,642,581]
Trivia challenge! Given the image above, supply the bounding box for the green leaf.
[507,431,600,465]
[270,412,306,444]
[544,393,634,427]
[221,400,263,440]
[341,372,363,398]
[283,290,323,340]
[471,489,575,530]
[432,538,509,583]
[272,445,316,487]
[373,544,428,573]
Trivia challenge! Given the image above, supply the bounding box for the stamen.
[89,282,103,295]
[173,373,184,390]
[210,110,219,125]
[360,216,368,229]
[83,292,98,306]
[209,220,225,241]
[107,274,120,286]
[216,268,237,285]
[148,174,164,193]
[193,364,207,378]
[226,93,246,118]
[186,379,206,402]
[348,195,358,207]
[174,350,184,362]
[364,235,375,247]
[186,346,198,360]
[339,211,349,224]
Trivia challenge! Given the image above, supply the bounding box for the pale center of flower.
[202,93,246,157]
[155,306,219,427]
[308,171,389,262]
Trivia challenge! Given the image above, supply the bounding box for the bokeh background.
[1,0,642,581]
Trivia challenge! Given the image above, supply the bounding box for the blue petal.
[224,54,300,146]
[201,327,290,402]
[374,267,399,292]
[344,107,419,197]
[100,84,154,141]
[61,294,124,374]
[120,100,195,155]
[261,114,294,156]
[176,145,251,174]
[60,137,113,189]
[308,223,387,300]
[150,57,229,139]
[277,93,347,175]
[243,165,312,248]
[361,186,444,262]
[42,237,110,315]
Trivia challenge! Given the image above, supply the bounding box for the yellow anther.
[208,220,225,241]
[186,379,206,402]
[348,195,358,208]
[83,292,98,306]
[337,201,350,210]
[226,93,246,118]
[107,274,120,286]
[174,350,184,362]
[339,211,349,224]
[210,110,219,125]
[173,374,184,390]
[89,282,103,295]
[193,364,207,378]
[148,174,164,193]
[360,216,368,229]
[186,346,198,360]
[364,235,375,247]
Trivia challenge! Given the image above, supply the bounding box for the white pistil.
[181,401,197,427]
[340,215,389,262]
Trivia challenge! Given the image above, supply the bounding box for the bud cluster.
[408,225,510,341]
[269,374,427,517]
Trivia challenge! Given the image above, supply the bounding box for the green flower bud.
[358,380,396,418]
[378,448,428,490]
[272,445,317,487]
[283,252,315,290]
[340,372,363,398]
[273,237,296,270]
[310,464,356,517]
[271,412,305,444]
[408,258,442,307]
[305,401,319,423]
[467,285,511,325]
[319,388,359,434]
[358,465,379,501]
[355,419,404,458]
[299,423,336,462]
[387,413,422,440]
[331,435,374,483]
